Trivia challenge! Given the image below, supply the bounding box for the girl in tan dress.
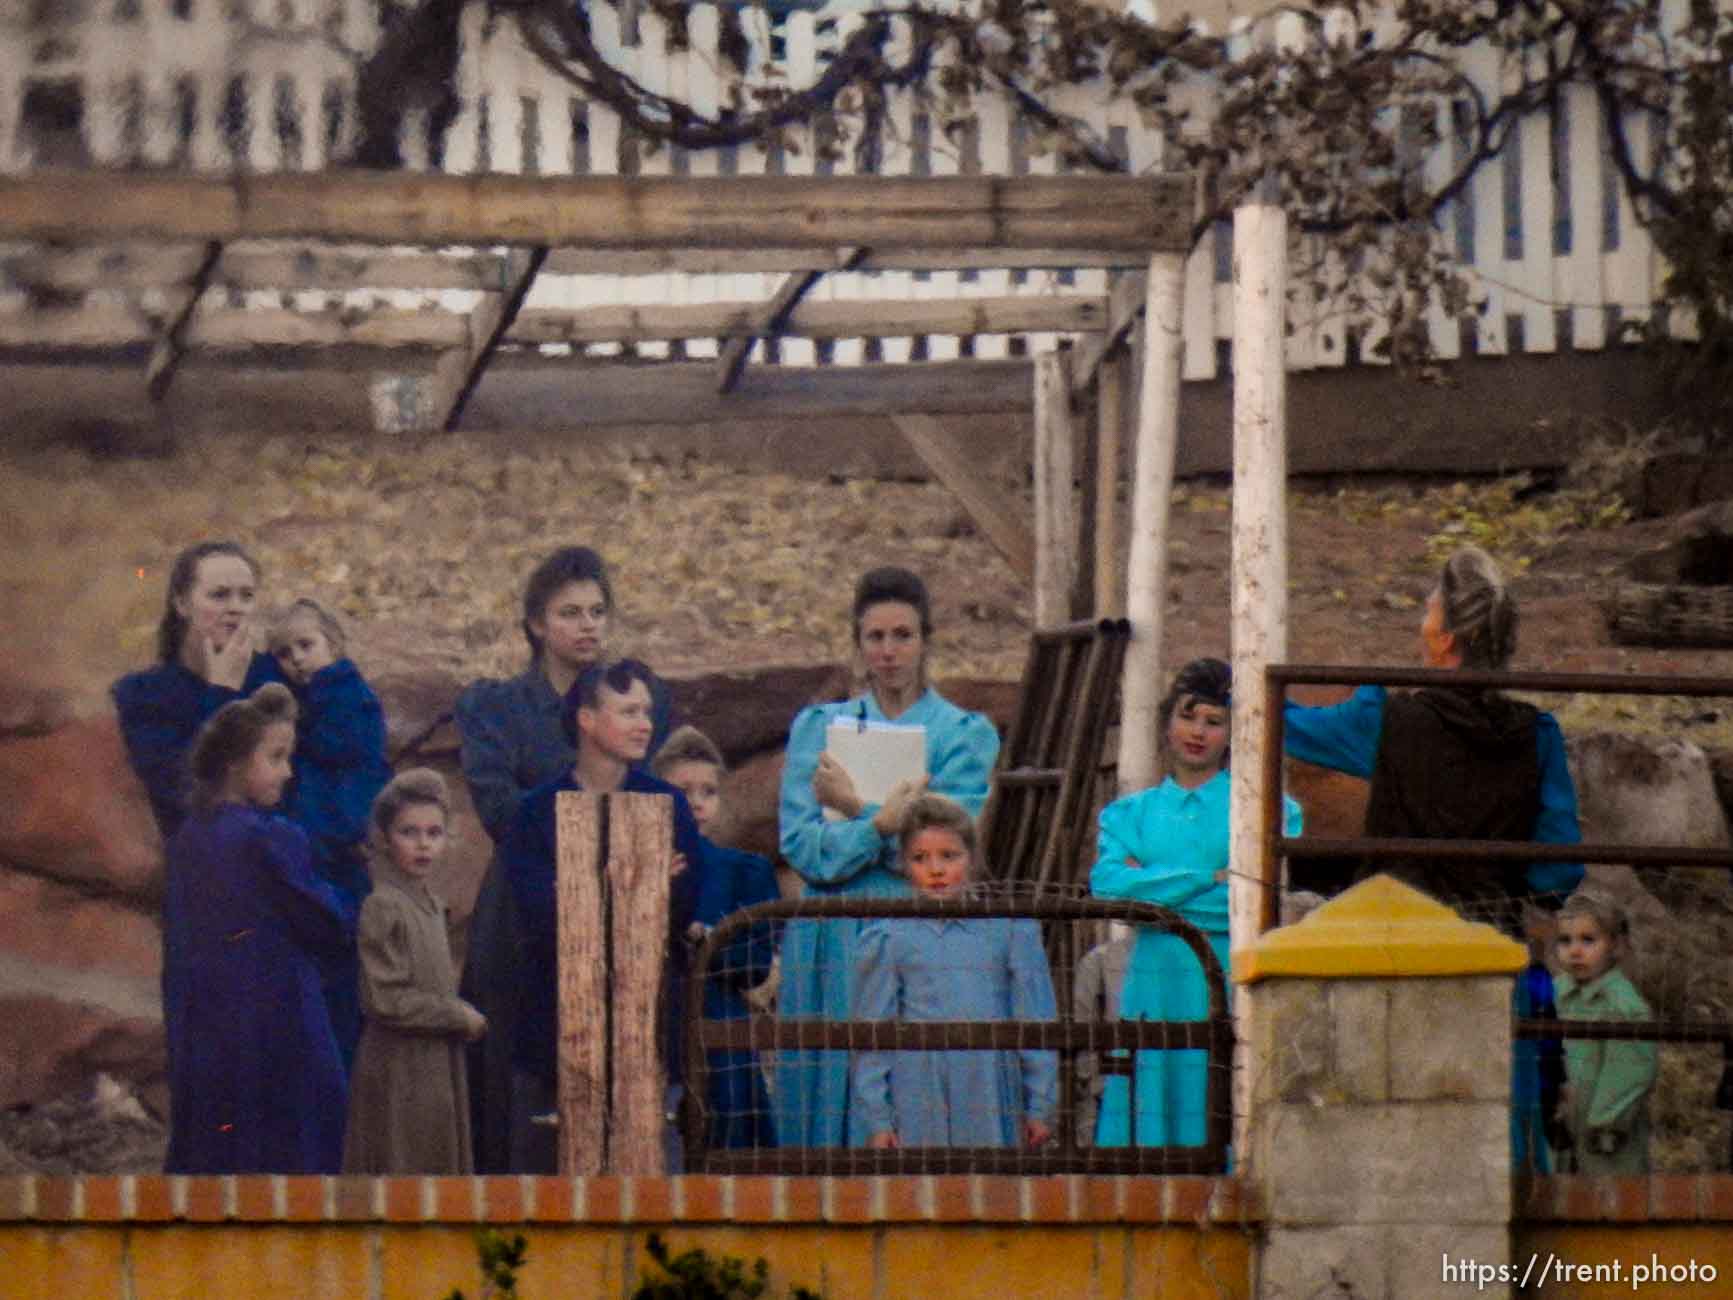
[343,769,487,1174]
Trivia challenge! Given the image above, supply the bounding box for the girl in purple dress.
[161,683,356,1174]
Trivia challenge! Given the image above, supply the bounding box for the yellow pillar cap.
[1233,874,1526,984]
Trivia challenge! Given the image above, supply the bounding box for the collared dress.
[113,653,283,842]
[1088,770,1303,1149]
[850,915,1057,1148]
[454,664,675,1171]
[343,863,478,1175]
[773,687,1001,1147]
[1554,967,1656,1174]
[162,802,354,1174]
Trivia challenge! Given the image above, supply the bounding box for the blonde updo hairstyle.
[1437,545,1519,671]
[367,768,452,860]
[186,682,297,811]
[897,793,979,878]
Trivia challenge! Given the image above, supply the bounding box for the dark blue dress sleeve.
[284,659,393,862]
[255,815,357,960]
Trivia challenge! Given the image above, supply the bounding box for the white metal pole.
[1229,201,1289,1162]
[1116,252,1187,795]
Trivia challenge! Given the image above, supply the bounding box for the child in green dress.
[1552,890,1656,1174]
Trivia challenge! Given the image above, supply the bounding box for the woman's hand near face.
[201,620,257,689]
[812,753,865,820]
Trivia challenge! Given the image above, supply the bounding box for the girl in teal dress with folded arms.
[1089,657,1302,1150]
[775,566,1001,1148]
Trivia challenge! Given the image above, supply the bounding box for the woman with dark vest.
[1284,545,1582,1170]
[1283,544,1582,933]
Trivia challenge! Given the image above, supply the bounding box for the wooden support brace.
[715,246,867,394]
[891,413,1036,584]
[144,239,222,402]
[1069,268,1148,395]
[432,245,548,432]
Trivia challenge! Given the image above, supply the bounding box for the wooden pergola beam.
[431,245,548,432]
[1070,268,1149,393]
[0,294,1112,351]
[1,242,1157,293]
[0,172,1193,256]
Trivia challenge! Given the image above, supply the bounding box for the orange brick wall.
[0,1174,1257,1299]
[1508,1176,1733,1299]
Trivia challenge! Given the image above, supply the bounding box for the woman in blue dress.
[774,566,1001,1147]
[113,541,283,842]
[455,545,676,1171]
[1089,657,1302,1150]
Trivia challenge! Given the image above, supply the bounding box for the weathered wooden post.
[1228,199,1289,1158]
[1032,347,1077,629]
[1094,344,1129,618]
[554,790,675,1175]
[1116,254,1187,794]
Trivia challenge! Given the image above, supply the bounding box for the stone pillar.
[1235,876,1526,1299]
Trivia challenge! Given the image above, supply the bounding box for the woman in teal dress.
[1089,658,1302,1150]
[774,566,1001,1147]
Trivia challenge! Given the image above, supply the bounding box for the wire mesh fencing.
[1269,663,1733,1173]
[681,883,1235,1175]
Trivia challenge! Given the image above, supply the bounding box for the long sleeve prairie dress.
[162,803,355,1174]
[850,915,1057,1148]
[1088,771,1302,1149]
[773,687,1000,1148]
[343,863,478,1174]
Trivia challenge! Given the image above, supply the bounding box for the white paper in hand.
[823,719,927,821]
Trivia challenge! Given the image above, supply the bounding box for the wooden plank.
[555,791,608,1175]
[715,247,867,395]
[430,245,549,432]
[607,792,674,1176]
[0,305,469,350]
[2,242,1151,294]
[1032,349,1077,629]
[0,294,1109,354]
[1094,345,1128,617]
[0,172,1195,255]
[892,413,1036,584]
[145,241,223,403]
[515,295,1109,344]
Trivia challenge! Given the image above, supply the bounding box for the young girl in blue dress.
[775,567,1002,1148]
[851,794,1056,1151]
[1089,657,1302,1150]
[269,597,393,1074]
[162,683,355,1174]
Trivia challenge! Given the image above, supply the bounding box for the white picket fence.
[0,0,1682,379]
